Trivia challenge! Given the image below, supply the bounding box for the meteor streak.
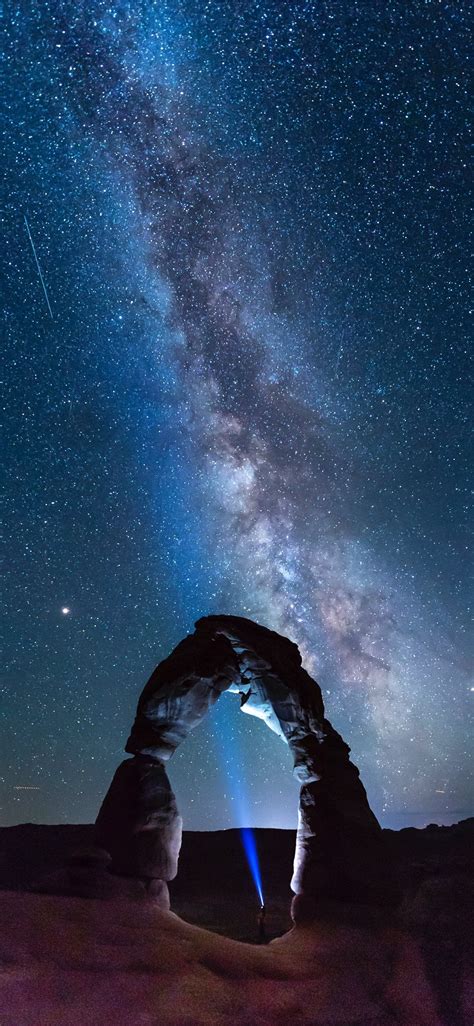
[24,215,53,319]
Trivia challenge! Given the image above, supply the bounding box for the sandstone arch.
[96,615,392,920]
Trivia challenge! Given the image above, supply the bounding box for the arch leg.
[291,722,395,919]
[95,756,182,888]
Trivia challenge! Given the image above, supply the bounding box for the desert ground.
[0,821,472,1026]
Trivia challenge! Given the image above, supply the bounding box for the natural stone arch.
[96,615,392,921]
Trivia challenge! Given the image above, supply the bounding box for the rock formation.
[96,615,394,918]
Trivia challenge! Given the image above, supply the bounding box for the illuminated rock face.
[96,615,391,919]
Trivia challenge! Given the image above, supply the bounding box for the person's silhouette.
[257,903,266,942]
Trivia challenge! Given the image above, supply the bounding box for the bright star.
[61,607,70,615]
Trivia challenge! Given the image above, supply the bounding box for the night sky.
[3,1,471,832]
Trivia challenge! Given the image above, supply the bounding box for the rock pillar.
[95,757,182,906]
[290,721,392,920]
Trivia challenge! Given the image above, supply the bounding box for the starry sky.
[3,0,471,832]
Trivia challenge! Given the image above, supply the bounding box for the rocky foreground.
[0,820,472,1026]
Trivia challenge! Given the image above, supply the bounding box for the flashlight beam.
[240,827,264,905]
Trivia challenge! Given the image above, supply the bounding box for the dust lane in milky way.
[3,1,471,830]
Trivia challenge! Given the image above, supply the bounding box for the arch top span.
[96,615,395,920]
[125,614,327,781]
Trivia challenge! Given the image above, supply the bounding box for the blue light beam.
[240,827,264,905]
[209,696,265,904]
